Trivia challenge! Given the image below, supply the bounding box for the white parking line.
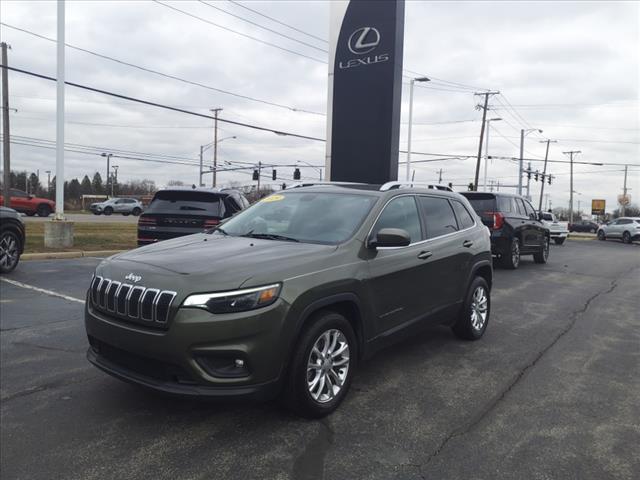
[0,278,85,304]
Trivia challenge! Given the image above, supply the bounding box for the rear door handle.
[417,251,433,260]
[463,240,474,248]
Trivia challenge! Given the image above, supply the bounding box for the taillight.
[484,211,504,230]
[203,218,220,229]
[138,217,156,226]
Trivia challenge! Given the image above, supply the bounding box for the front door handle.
[417,251,433,260]
[463,240,474,248]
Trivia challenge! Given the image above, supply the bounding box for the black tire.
[500,237,520,269]
[534,237,550,264]
[554,238,565,245]
[622,231,631,244]
[93,211,101,215]
[37,204,52,217]
[283,310,357,418]
[132,207,142,216]
[26,211,36,217]
[103,207,113,216]
[597,230,606,241]
[0,230,21,274]
[452,276,491,340]
[122,212,130,216]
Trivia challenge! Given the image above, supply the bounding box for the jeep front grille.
[90,276,176,327]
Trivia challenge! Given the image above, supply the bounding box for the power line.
[3,65,326,142]
[152,1,326,63]
[198,1,327,53]
[1,23,324,116]
[227,0,328,44]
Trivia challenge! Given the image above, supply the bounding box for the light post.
[45,170,51,198]
[518,128,543,195]
[111,165,118,196]
[483,117,502,191]
[199,136,236,187]
[406,76,430,181]
[101,152,112,196]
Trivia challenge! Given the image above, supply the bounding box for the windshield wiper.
[241,232,299,242]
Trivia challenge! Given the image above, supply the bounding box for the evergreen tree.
[67,178,82,201]
[81,175,93,195]
[92,172,104,194]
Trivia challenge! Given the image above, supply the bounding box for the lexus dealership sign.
[325,0,405,184]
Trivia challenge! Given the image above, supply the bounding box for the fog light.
[196,355,250,378]
[234,359,244,368]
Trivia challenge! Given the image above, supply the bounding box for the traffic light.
[468,182,474,191]
[252,169,259,181]
[548,176,552,185]
[448,182,453,189]
[527,171,531,180]
[534,171,539,181]
[281,183,287,190]
[293,168,301,180]
[272,169,277,181]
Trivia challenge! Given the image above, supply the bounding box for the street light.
[111,165,119,196]
[518,128,543,195]
[483,117,502,191]
[101,153,113,195]
[199,136,236,186]
[406,76,431,180]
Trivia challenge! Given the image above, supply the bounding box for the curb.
[22,250,126,260]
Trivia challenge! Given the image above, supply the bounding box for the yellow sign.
[261,194,285,203]
[591,199,606,215]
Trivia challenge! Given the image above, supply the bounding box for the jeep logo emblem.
[125,273,142,283]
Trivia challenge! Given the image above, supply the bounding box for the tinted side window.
[372,196,422,243]
[451,200,475,230]
[524,200,537,218]
[497,196,516,213]
[419,196,459,238]
[619,219,631,225]
[514,198,527,216]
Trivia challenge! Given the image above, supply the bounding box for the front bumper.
[549,231,568,239]
[85,297,292,399]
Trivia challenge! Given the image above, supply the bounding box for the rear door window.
[514,198,527,216]
[451,200,475,230]
[497,196,516,214]
[372,196,423,244]
[461,194,496,215]
[523,200,537,219]
[418,196,459,238]
[146,191,224,216]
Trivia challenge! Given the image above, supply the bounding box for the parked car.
[597,217,640,244]
[0,207,25,274]
[459,191,550,269]
[90,197,143,216]
[137,187,249,246]
[539,211,569,245]
[85,182,493,417]
[568,220,599,233]
[0,189,55,217]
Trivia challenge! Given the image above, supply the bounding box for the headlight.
[182,284,281,314]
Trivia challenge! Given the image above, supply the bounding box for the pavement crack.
[291,417,335,480]
[0,374,100,403]
[422,276,621,468]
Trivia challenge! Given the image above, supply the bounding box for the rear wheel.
[283,310,356,418]
[501,237,520,269]
[534,237,550,264]
[103,207,113,216]
[37,204,51,217]
[597,230,606,241]
[0,230,21,274]
[452,276,490,340]
[554,238,565,245]
[622,231,631,244]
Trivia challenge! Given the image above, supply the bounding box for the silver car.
[90,198,143,216]
[597,217,640,244]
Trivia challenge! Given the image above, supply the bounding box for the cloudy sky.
[1,0,638,213]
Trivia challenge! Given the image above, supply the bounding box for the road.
[1,239,638,479]
[21,213,139,223]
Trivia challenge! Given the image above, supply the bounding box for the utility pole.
[621,164,628,216]
[437,168,443,184]
[563,150,581,224]
[211,107,222,188]
[473,91,499,191]
[526,162,532,199]
[46,170,51,196]
[1,42,11,208]
[406,77,430,181]
[199,145,204,187]
[538,139,556,212]
[256,161,262,193]
[101,153,112,196]
[112,165,118,196]
[54,0,65,220]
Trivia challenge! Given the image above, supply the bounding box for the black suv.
[460,192,550,269]
[86,183,492,417]
[137,187,249,245]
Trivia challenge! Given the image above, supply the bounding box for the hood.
[98,233,337,293]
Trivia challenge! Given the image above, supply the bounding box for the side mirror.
[369,228,411,248]
[537,212,544,221]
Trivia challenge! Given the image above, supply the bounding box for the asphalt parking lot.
[1,239,639,480]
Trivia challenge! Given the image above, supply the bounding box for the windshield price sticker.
[261,195,285,203]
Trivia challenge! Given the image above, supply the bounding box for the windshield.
[146,191,223,216]
[217,191,378,244]
[541,213,554,221]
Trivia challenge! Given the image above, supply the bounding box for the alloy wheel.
[512,240,520,268]
[470,286,488,331]
[543,238,549,260]
[306,329,350,404]
[0,233,19,271]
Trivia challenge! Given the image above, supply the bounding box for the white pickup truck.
[540,212,569,245]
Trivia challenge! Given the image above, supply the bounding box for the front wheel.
[283,311,356,418]
[132,207,142,216]
[0,230,21,274]
[554,238,565,245]
[452,276,491,340]
[103,207,113,216]
[37,204,52,217]
[597,230,606,241]
[501,237,520,269]
[534,237,550,264]
[622,231,631,244]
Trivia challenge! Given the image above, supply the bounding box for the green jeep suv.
[85,183,492,417]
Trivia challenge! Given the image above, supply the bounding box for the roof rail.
[285,181,372,189]
[379,181,453,192]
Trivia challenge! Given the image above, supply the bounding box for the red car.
[0,189,55,217]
